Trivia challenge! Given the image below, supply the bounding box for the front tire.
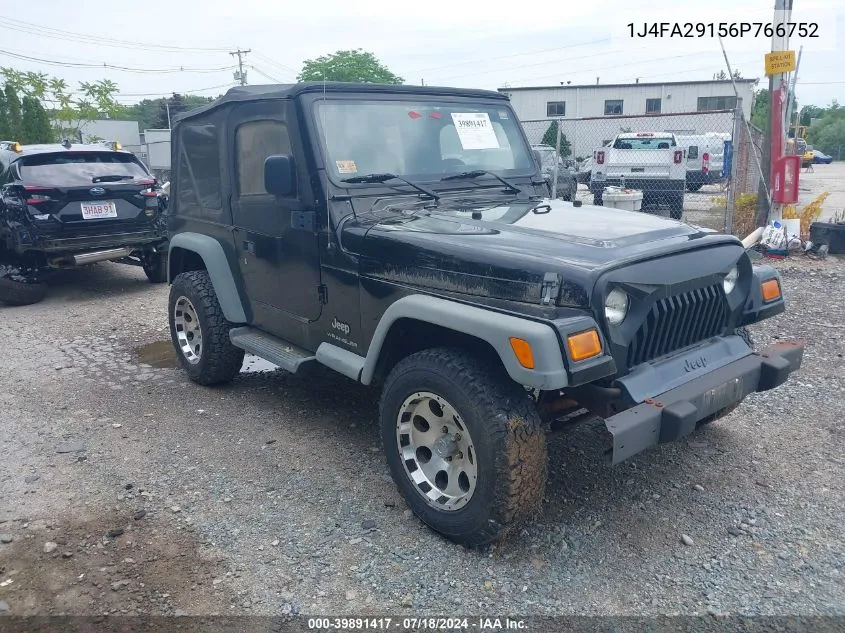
[379,348,547,546]
[169,271,244,385]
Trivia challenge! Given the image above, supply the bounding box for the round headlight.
[723,265,739,294]
[605,288,629,325]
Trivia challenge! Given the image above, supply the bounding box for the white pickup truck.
[590,132,686,219]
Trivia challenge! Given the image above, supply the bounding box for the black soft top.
[175,82,510,123]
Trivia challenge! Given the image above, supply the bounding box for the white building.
[499,79,758,159]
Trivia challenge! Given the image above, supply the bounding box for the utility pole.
[755,0,793,228]
[230,49,251,86]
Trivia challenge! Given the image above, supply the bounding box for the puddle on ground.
[134,340,279,373]
[135,340,179,368]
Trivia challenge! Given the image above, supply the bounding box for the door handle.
[243,240,255,254]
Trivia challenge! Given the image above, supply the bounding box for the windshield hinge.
[318,284,328,304]
[540,272,561,306]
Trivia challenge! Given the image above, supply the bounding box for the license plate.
[80,201,117,219]
[631,167,645,172]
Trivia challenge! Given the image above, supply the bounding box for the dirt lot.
[1,256,843,618]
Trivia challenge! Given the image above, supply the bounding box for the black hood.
[342,197,741,307]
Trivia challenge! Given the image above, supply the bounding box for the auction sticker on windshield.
[80,201,117,219]
[451,112,499,150]
[336,160,358,174]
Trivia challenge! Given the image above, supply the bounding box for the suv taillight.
[23,185,54,205]
[596,151,605,165]
[673,150,683,164]
[701,152,710,174]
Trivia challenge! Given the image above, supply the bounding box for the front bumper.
[604,340,804,464]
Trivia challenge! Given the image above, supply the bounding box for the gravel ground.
[0,256,843,617]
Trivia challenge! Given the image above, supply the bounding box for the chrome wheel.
[173,295,202,365]
[396,391,478,511]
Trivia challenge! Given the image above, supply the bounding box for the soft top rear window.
[17,152,150,187]
[613,137,676,150]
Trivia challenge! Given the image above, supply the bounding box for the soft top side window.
[235,120,292,196]
[177,123,223,218]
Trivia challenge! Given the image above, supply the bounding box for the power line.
[0,47,235,74]
[0,15,230,53]
[252,52,298,76]
[113,83,235,97]
[502,52,741,87]
[435,45,655,82]
[249,66,285,84]
[400,37,613,75]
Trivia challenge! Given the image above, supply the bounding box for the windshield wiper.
[92,174,134,183]
[341,173,439,202]
[440,170,523,195]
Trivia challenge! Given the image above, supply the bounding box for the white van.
[675,133,730,192]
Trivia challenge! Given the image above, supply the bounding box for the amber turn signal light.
[761,278,781,302]
[567,329,602,362]
[509,337,535,369]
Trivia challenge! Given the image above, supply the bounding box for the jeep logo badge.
[331,317,351,336]
[684,355,708,373]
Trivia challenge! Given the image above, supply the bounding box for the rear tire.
[142,249,168,284]
[0,272,47,306]
[379,348,547,546]
[169,270,244,385]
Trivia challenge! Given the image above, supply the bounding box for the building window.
[646,98,661,114]
[546,101,566,117]
[697,96,737,112]
[604,100,623,116]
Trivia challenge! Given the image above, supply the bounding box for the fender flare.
[168,232,247,323]
[358,294,569,390]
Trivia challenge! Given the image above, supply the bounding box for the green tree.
[541,120,571,157]
[4,84,23,140]
[21,96,53,143]
[750,88,769,130]
[298,49,403,84]
[0,89,8,140]
[807,104,845,159]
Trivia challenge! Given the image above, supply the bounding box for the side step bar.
[229,327,316,374]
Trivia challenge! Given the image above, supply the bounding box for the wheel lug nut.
[441,426,448,433]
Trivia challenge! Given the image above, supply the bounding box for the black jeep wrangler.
[0,140,168,305]
[166,83,803,546]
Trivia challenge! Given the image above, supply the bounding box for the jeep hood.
[347,198,741,306]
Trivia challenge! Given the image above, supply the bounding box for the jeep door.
[228,101,322,337]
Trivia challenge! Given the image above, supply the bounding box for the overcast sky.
[1,0,842,109]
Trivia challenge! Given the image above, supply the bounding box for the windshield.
[18,152,150,187]
[613,137,676,150]
[314,100,534,182]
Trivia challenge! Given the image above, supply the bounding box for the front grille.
[627,284,728,367]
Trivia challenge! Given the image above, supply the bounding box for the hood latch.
[541,272,561,306]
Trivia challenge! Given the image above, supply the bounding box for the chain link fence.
[520,107,758,233]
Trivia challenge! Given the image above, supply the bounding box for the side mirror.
[264,154,296,197]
